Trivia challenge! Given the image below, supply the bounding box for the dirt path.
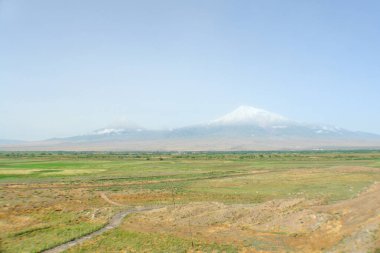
[100,192,125,207]
[42,207,155,253]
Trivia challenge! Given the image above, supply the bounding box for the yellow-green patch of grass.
[188,168,380,203]
[66,228,238,253]
[1,211,105,253]
[0,169,41,175]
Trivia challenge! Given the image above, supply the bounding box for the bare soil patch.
[123,183,380,252]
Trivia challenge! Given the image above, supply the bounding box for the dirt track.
[100,192,125,207]
[41,207,155,253]
[41,193,156,253]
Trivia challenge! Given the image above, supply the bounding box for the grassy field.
[1,151,380,252]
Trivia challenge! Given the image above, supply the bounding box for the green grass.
[189,169,380,203]
[1,211,105,253]
[66,228,238,253]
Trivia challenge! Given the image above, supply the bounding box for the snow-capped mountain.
[86,106,352,138]
[1,106,380,151]
[210,106,291,127]
[197,106,375,139]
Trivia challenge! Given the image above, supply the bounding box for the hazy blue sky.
[1,0,380,140]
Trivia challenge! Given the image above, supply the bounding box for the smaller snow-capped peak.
[93,118,145,135]
[94,128,126,135]
[93,127,144,135]
[211,106,290,127]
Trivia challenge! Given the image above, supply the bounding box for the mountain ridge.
[1,106,380,151]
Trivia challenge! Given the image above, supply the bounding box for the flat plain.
[1,151,380,252]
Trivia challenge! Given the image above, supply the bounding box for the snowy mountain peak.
[211,106,290,127]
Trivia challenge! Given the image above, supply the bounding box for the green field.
[1,151,380,252]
